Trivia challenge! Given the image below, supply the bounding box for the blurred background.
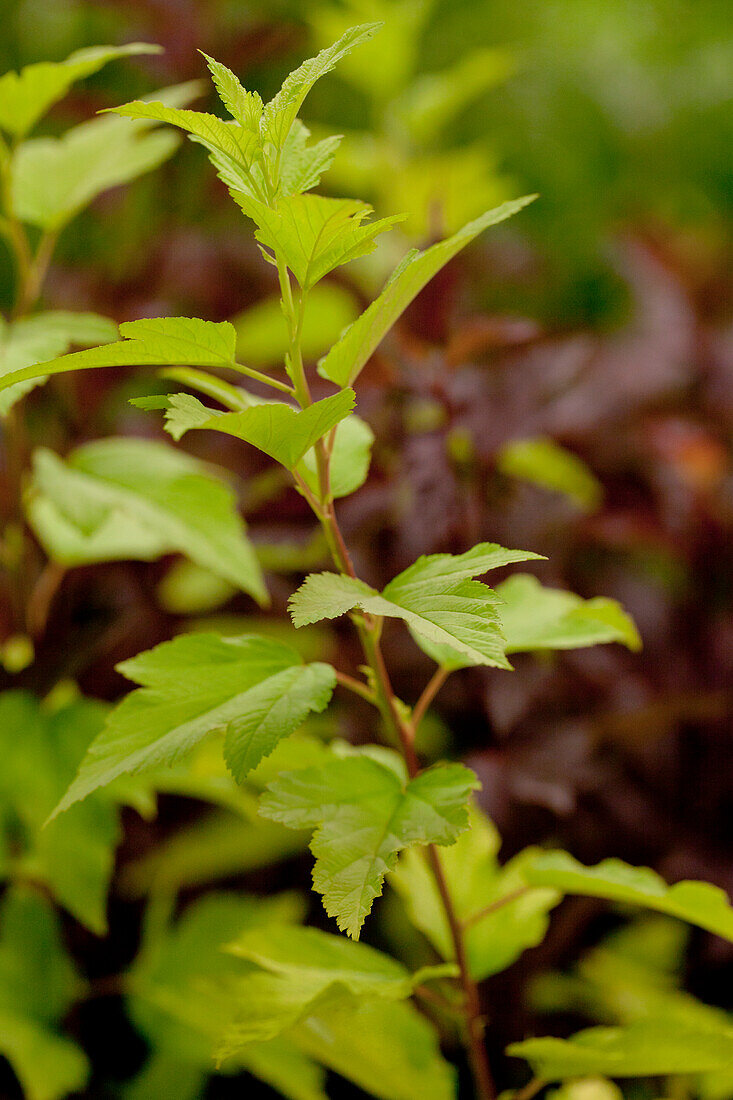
[0,0,731,1096]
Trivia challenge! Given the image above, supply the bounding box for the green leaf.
[199,52,263,130]
[161,388,356,469]
[289,543,543,669]
[260,754,478,937]
[279,121,342,197]
[233,282,358,367]
[524,851,733,942]
[0,887,88,1100]
[234,193,404,290]
[0,310,117,414]
[26,437,267,604]
[0,1013,88,1100]
[391,805,560,980]
[107,99,262,183]
[0,43,161,138]
[236,1038,328,1100]
[223,663,336,781]
[262,23,382,150]
[318,197,537,387]
[0,316,239,396]
[497,436,603,511]
[496,574,642,654]
[296,414,374,499]
[51,633,336,816]
[0,694,120,933]
[507,1017,733,1080]
[11,80,199,230]
[291,994,456,1100]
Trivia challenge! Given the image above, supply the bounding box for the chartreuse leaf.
[278,121,342,197]
[524,852,733,942]
[11,81,199,231]
[508,1017,733,1080]
[25,437,267,604]
[160,388,356,469]
[0,310,117,414]
[496,574,641,654]
[291,994,456,1100]
[220,924,453,1051]
[107,100,262,181]
[199,53,263,130]
[296,414,374,499]
[0,692,120,933]
[318,197,536,387]
[51,633,337,817]
[391,805,560,981]
[234,193,404,290]
[128,892,326,1100]
[0,887,88,1100]
[497,436,603,511]
[0,43,160,138]
[0,316,239,396]
[290,543,542,669]
[260,754,478,937]
[262,23,381,150]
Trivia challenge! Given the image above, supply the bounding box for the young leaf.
[497,436,603,511]
[496,574,642,654]
[262,23,382,150]
[11,81,199,230]
[318,196,537,387]
[0,310,117,414]
[524,852,733,943]
[51,633,336,816]
[0,44,161,138]
[260,754,478,937]
[289,542,542,669]
[161,388,356,469]
[107,101,262,183]
[199,53,263,130]
[507,1017,733,1080]
[0,316,239,396]
[296,414,374,499]
[234,193,404,290]
[391,805,560,980]
[291,993,456,1100]
[279,121,342,197]
[26,438,267,604]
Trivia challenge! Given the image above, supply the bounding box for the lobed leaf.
[278,121,342,197]
[51,633,336,817]
[318,197,537,387]
[161,388,356,469]
[234,192,404,289]
[26,438,267,604]
[262,23,382,150]
[0,44,160,137]
[289,542,542,669]
[199,52,263,130]
[260,754,478,937]
[524,851,733,942]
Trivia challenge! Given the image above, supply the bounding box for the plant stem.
[463,887,531,930]
[334,669,376,705]
[411,665,449,734]
[278,254,496,1100]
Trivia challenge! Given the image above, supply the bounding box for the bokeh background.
[1,0,731,1096]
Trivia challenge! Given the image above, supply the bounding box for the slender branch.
[334,669,376,705]
[411,666,450,734]
[514,1078,546,1100]
[463,887,531,930]
[232,360,294,394]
